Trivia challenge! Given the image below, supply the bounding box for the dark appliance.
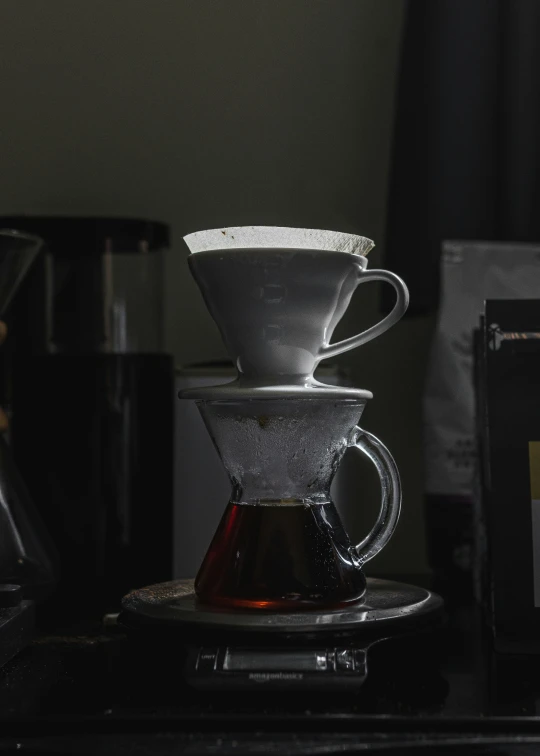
[0,217,173,624]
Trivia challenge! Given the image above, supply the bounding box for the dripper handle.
[318,267,409,360]
[350,427,401,566]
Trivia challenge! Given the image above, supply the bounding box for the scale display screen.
[223,648,330,672]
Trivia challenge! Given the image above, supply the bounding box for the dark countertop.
[2,584,540,754]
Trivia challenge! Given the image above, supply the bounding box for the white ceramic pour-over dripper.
[184,226,409,387]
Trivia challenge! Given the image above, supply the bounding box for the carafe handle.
[318,267,409,360]
[350,427,401,566]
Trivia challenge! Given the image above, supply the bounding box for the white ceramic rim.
[178,380,373,401]
[183,226,374,256]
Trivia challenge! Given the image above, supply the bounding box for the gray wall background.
[0,0,431,576]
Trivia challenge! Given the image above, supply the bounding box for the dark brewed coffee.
[195,500,366,610]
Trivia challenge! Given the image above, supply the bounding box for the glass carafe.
[0,229,58,599]
[194,397,400,610]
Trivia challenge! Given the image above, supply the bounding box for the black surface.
[3,584,540,753]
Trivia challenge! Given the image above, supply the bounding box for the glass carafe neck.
[197,398,365,506]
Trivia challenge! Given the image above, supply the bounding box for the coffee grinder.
[120,227,443,691]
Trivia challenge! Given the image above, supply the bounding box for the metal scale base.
[119,579,444,691]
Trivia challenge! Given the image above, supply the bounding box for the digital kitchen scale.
[118,578,444,692]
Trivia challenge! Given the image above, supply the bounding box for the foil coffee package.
[475,299,540,653]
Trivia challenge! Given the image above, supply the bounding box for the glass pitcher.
[194,396,400,610]
[0,229,58,599]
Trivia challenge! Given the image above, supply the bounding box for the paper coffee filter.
[183,226,374,256]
